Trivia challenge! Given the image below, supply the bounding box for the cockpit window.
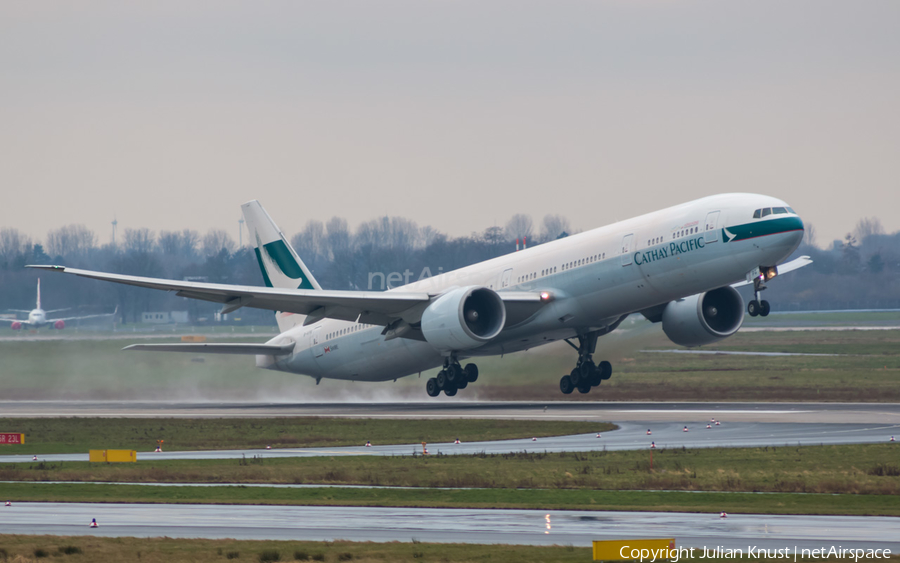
[773,206,786,214]
[753,209,761,219]
[787,207,795,214]
[760,208,772,217]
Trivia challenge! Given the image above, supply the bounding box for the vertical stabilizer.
[36,278,41,310]
[241,200,321,332]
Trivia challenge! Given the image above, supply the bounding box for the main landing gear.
[426,356,479,397]
[559,331,612,395]
[747,273,771,317]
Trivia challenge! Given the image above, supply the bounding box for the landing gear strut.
[747,272,771,317]
[426,355,479,397]
[559,331,612,395]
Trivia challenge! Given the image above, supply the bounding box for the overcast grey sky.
[2,1,898,248]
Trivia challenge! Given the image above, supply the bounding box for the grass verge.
[3,444,898,495]
[0,536,592,563]
[0,418,611,455]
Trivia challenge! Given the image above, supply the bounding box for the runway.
[2,421,896,464]
[2,400,899,423]
[1,502,897,549]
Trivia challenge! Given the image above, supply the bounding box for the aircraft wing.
[52,310,117,323]
[731,255,812,288]
[123,343,295,355]
[27,265,546,327]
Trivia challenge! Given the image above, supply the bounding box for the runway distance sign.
[0,433,24,445]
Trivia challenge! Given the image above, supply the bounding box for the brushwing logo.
[723,227,737,243]
[254,231,306,289]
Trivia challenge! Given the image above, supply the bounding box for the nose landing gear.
[747,268,774,317]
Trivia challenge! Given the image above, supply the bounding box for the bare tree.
[201,229,236,257]
[326,217,351,257]
[854,217,884,242]
[159,229,200,259]
[122,228,156,254]
[291,220,326,261]
[803,223,818,248]
[505,214,534,243]
[45,224,96,258]
[0,228,32,267]
[541,214,571,242]
[483,226,505,246]
[421,225,441,247]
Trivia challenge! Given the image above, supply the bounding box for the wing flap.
[123,343,295,355]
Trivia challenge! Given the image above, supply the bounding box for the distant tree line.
[0,214,897,324]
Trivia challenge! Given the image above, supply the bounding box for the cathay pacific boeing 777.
[31,193,809,397]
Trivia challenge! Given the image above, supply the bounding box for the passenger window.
[761,208,772,217]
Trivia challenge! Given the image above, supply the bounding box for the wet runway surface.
[3,400,900,423]
[2,421,896,464]
[1,502,897,549]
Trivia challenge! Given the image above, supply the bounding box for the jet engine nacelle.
[420,286,506,351]
[54,320,65,329]
[662,286,744,347]
[11,321,22,330]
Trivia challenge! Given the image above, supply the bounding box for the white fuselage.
[261,193,804,382]
[26,308,48,327]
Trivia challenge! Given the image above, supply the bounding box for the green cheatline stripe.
[724,216,803,243]
[254,248,274,288]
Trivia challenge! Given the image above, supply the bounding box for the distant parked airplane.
[1,279,116,330]
[33,194,809,397]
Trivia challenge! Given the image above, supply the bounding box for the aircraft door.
[311,327,324,357]
[704,211,720,243]
[499,268,513,288]
[620,234,634,266]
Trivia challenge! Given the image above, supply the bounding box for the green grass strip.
[0,417,612,454]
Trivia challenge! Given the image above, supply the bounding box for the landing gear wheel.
[569,367,582,387]
[747,300,759,317]
[445,363,462,385]
[463,363,479,383]
[759,300,770,317]
[456,378,468,390]
[443,385,458,396]
[580,361,597,384]
[436,370,449,390]
[425,378,440,397]
[559,375,574,394]
[598,360,612,381]
[577,383,591,394]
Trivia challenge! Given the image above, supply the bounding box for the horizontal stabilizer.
[123,343,295,355]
